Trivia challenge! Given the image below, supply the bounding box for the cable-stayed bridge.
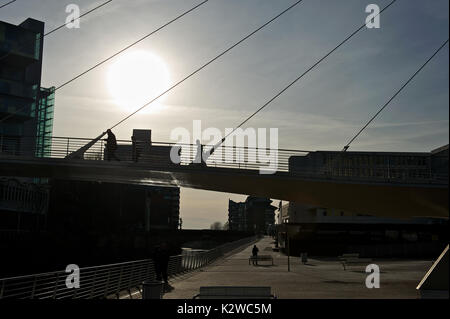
[1,135,447,219]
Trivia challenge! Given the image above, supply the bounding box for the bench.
[338,253,372,270]
[193,286,276,299]
[339,253,360,259]
[249,255,273,265]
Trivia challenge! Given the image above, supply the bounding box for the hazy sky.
[1,0,448,228]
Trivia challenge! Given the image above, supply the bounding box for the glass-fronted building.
[0,18,54,231]
[0,18,54,157]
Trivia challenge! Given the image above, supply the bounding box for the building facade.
[228,196,276,234]
[289,145,449,182]
[279,201,448,225]
[0,18,55,157]
[0,18,55,231]
[228,200,247,231]
[48,180,181,233]
[277,146,449,257]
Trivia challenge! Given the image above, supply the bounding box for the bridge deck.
[0,155,447,218]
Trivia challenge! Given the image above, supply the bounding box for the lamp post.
[283,220,291,272]
[285,223,300,272]
[287,233,290,272]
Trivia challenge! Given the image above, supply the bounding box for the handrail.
[0,236,258,299]
[0,135,447,185]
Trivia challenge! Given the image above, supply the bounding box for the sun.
[107,50,170,113]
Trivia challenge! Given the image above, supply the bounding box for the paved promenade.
[161,236,431,299]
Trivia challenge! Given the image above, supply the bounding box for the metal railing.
[0,236,258,299]
[0,135,447,184]
[0,178,48,214]
[0,135,306,172]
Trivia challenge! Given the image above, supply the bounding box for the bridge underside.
[1,156,448,219]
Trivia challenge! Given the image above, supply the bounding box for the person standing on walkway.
[106,129,120,161]
[153,242,170,285]
[252,245,259,266]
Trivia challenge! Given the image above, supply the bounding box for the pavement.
[127,236,433,299]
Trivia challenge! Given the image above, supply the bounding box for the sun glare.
[107,51,170,113]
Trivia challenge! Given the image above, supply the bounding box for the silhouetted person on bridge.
[252,245,259,266]
[192,139,207,167]
[153,242,170,285]
[106,129,120,161]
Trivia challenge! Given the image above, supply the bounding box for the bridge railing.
[0,235,258,299]
[0,135,447,184]
[0,135,307,172]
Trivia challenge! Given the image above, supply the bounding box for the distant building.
[277,202,288,224]
[430,144,449,178]
[277,145,449,257]
[0,18,55,231]
[228,200,246,231]
[289,145,448,182]
[277,201,448,258]
[228,196,276,234]
[279,201,447,225]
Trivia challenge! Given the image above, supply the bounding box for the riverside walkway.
[132,237,433,299]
